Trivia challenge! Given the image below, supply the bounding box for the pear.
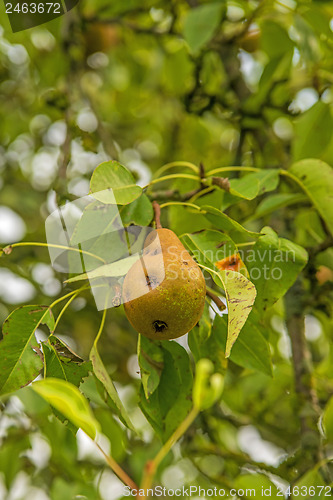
[122,228,206,340]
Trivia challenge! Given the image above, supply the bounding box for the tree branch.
[152,201,162,229]
[308,235,333,257]
[285,281,326,478]
[58,108,72,180]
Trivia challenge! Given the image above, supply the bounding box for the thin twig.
[86,94,119,160]
[211,177,230,192]
[233,128,246,166]
[152,201,162,229]
[58,108,72,179]
[206,289,226,311]
[53,292,79,332]
[141,407,198,497]
[94,441,139,492]
[199,162,205,188]
[1,242,106,264]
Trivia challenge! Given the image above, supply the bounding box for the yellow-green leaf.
[219,270,257,357]
[32,378,100,440]
[289,159,333,235]
[64,254,139,284]
[90,161,142,205]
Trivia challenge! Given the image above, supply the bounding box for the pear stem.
[206,289,226,311]
[152,201,162,229]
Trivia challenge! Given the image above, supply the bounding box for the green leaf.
[245,226,308,312]
[138,335,164,399]
[183,3,224,53]
[289,159,333,235]
[294,467,324,489]
[90,344,136,432]
[294,14,321,62]
[79,373,110,409]
[139,340,193,442]
[50,478,97,500]
[202,205,260,237]
[219,269,257,358]
[253,193,308,219]
[189,304,226,375]
[181,230,256,357]
[80,372,131,421]
[67,198,150,277]
[234,473,282,499]
[250,58,284,111]
[181,229,239,271]
[302,5,333,40]
[37,412,78,480]
[161,45,193,95]
[154,342,193,441]
[323,396,333,442]
[251,56,291,111]
[32,378,100,440]
[292,101,333,161]
[65,200,125,273]
[89,161,142,205]
[260,20,294,58]
[316,248,333,272]
[120,194,153,226]
[244,20,293,112]
[214,315,273,376]
[42,335,92,387]
[64,254,139,284]
[0,305,54,396]
[168,183,222,235]
[223,169,280,208]
[69,201,121,247]
[15,385,52,418]
[0,433,31,489]
[94,408,128,462]
[192,302,212,344]
[294,208,326,247]
[181,228,242,284]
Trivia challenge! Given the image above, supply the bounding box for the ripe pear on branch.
[122,204,206,340]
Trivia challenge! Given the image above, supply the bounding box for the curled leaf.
[32,378,100,440]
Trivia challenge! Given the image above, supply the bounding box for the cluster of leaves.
[2,155,333,497]
[1,0,333,499]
